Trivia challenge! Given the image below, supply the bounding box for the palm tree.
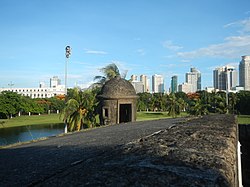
[62,88,98,131]
[167,93,179,118]
[94,63,121,86]
[177,98,186,114]
[192,98,209,116]
[228,92,237,114]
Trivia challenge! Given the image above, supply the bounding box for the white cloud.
[163,40,183,51]
[177,35,250,59]
[224,17,250,34]
[177,17,250,59]
[180,59,191,63]
[84,49,108,55]
[134,37,141,41]
[136,49,146,56]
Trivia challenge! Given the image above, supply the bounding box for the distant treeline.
[0,91,65,119]
[1,89,250,120]
[137,90,250,116]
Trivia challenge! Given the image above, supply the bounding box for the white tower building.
[152,74,164,93]
[140,75,149,92]
[239,55,250,91]
[50,76,61,88]
[185,68,201,93]
[213,66,237,91]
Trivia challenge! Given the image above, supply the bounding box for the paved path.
[0,118,181,186]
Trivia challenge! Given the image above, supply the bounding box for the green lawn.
[136,111,187,121]
[237,115,250,124]
[1,112,249,129]
[0,112,186,128]
[0,114,63,128]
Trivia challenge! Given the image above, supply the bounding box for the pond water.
[0,123,65,146]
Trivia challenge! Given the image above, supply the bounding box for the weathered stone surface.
[98,76,137,99]
[42,114,237,186]
[98,76,138,125]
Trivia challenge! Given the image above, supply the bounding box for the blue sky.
[1,0,250,90]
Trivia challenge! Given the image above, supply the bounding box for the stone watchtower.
[98,76,138,125]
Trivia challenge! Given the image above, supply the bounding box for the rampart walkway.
[0,115,237,186]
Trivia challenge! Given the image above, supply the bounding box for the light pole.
[65,46,71,95]
[64,45,71,133]
[225,67,233,114]
[8,81,14,89]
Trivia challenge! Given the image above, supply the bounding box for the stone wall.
[68,114,238,186]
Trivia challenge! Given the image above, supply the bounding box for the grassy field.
[0,114,63,128]
[237,115,250,124]
[136,111,187,121]
[1,112,249,129]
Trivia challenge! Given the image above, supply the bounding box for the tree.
[213,92,227,114]
[137,92,152,111]
[228,92,237,114]
[166,93,179,118]
[62,88,99,131]
[152,93,165,111]
[191,98,209,116]
[0,91,22,118]
[236,91,250,115]
[94,63,121,86]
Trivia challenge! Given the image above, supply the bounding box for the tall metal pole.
[226,69,229,114]
[65,57,68,96]
[64,46,71,133]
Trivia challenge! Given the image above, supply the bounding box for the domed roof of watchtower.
[98,76,138,99]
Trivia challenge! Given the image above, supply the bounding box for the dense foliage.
[1,89,250,130]
[0,91,65,119]
[137,90,250,116]
[62,88,99,131]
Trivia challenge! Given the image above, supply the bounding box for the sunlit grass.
[1,112,248,129]
[0,114,63,128]
[136,111,188,121]
[237,115,250,124]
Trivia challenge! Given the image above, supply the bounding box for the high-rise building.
[131,75,137,81]
[227,66,238,90]
[50,76,61,88]
[239,55,250,90]
[152,74,164,93]
[185,68,201,92]
[131,81,144,93]
[213,67,225,90]
[171,75,178,93]
[140,75,149,92]
[213,66,237,91]
[178,83,192,93]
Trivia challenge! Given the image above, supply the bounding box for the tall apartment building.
[170,75,178,93]
[140,75,149,92]
[50,76,61,88]
[185,68,201,92]
[152,74,164,93]
[130,75,138,82]
[239,55,250,90]
[178,67,201,93]
[131,81,144,93]
[178,82,192,93]
[213,66,237,91]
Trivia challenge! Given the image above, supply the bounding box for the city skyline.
[1,0,250,89]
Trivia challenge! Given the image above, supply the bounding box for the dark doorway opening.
[239,124,250,187]
[119,104,132,123]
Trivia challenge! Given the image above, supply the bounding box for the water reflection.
[0,123,64,146]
